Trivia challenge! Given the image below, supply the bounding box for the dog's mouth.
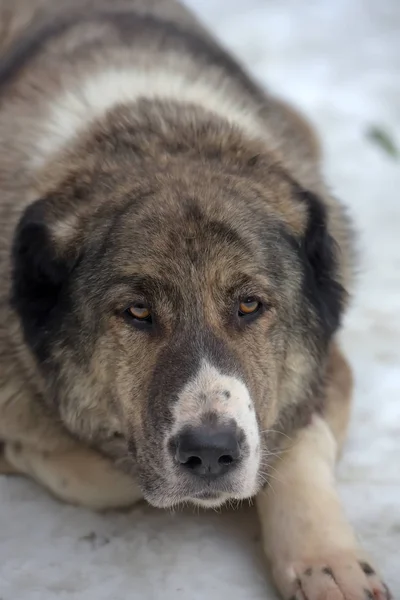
[184,489,230,508]
[141,471,260,508]
[191,490,223,501]
[174,474,258,508]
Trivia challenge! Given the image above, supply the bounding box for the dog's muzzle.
[165,361,261,506]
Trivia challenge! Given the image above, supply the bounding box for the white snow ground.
[0,1,399,598]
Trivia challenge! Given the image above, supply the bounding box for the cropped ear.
[11,197,82,362]
[297,189,346,338]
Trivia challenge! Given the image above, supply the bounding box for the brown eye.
[238,297,261,317]
[125,303,153,331]
[127,304,151,321]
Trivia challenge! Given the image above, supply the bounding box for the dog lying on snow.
[0,1,392,598]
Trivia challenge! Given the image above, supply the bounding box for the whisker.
[259,428,293,442]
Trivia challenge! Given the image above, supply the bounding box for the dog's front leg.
[4,442,142,510]
[256,415,391,600]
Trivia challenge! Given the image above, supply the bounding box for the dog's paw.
[275,552,392,600]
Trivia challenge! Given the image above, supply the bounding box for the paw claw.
[383,583,393,600]
[322,566,334,578]
[360,562,376,576]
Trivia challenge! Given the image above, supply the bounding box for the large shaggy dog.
[0,1,391,598]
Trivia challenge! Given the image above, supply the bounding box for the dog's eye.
[238,297,261,317]
[127,304,152,322]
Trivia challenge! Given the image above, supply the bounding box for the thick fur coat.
[0,2,391,599]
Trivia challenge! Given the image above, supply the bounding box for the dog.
[0,1,392,598]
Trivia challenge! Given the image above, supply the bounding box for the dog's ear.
[11,196,83,362]
[296,189,347,339]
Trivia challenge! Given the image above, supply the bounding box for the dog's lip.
[178,473,240,501]
[191,490,222,500]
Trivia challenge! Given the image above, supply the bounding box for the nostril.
[182,455,203,469]
[218,454,234,466]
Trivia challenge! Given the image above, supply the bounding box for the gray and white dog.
[0,1,391,599]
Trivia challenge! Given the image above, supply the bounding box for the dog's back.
[0,0,324,205]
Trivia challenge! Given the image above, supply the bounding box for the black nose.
[175,425,241,478]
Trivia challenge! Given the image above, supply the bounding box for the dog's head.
[12,107,346,507]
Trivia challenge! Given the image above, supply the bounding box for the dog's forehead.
[113,195,264,279]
